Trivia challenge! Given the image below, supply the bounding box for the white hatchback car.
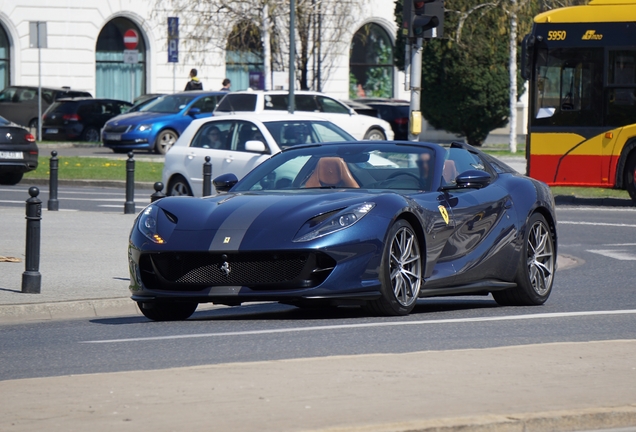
[214,90,394,141]
[162,112,356,197]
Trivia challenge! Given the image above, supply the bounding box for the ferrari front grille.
[140,251,335,291]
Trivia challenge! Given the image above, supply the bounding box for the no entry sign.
[123,29,138,50]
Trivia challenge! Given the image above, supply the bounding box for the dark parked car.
[341,100,379,117]
[0,86,92,129]
[0,115,38,185]
[41,98,132,142]
[355,98,410,140]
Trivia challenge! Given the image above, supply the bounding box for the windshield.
[263,120,355,148]
[141,94,197,113]
[232,143,436,192]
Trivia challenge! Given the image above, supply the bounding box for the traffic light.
[403,0,444,40]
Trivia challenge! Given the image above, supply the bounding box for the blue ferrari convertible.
[128,141,557,320]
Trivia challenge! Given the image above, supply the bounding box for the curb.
[554,195,635,207]
[0,297,228,324]
[312,405,636,432]
[0,298,139,324]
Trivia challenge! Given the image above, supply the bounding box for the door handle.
[187,152,196,160]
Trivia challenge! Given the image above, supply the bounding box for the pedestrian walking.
[220,78,231,91]
[185,69,203,91]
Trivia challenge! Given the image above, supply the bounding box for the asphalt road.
[0,184,154,212]
[0,205,634,381]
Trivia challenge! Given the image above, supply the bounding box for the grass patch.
[550,186,630,200]
[481,144,526,158]
[23,156,164,183]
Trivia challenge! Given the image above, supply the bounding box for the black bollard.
[48,150,59,211]
[124,152,135,214]
[151,182,166,202]
[22,187,42,294]
[203,156,212,196]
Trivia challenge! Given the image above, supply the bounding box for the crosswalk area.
[587,244,636,261]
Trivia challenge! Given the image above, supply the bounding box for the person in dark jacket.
[220,78,231,91]
[185,69,203,91]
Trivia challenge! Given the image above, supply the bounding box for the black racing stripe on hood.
[208,196,285,251]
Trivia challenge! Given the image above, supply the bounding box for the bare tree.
[151,0,361,91]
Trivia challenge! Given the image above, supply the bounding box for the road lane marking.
[587,249,636,261]
[559,221,636,228]
[558,207,636,212]
[80,309,636,344]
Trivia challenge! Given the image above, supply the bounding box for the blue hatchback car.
[102,91,225,154]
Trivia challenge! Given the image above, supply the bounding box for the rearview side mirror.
[213,173,238,193]
[244,140,268,153]
[455,170,491,188]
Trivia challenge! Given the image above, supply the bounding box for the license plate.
[45,128,58,134]
[105,133,121,141]
[0,151,23,159]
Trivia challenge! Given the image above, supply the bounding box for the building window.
[226,21,264,91]
[0,25,9,90]
[96,18,146,102]
[349,23,393,99]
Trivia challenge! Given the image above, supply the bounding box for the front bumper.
[103,129,155,150]
[128,241,383,304]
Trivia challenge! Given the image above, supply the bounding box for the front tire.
[167,175,194,196]
[363,128,386,140]
[155,130,178,155]
[137,301,198,321]
[493,213,555,306]
[366,219,422,316]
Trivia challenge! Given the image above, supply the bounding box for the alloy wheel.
[526,220,554,296]
[389,226,422,306]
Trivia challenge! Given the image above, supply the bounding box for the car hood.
[150,191,385,250]
[107,111,180,125]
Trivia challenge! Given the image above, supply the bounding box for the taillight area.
[63,114,80,121]
[395,117,408,125]
[25,133,36,142]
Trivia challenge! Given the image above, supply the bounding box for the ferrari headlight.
[293,202,375,242]
[138,205,165,244]
[137,124,152,132]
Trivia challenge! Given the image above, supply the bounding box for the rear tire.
[137,301,198,321]
[155,130,178,155]
[0,172,23,185]
[167,175,193,196]
[493,213,555,306]
[625,151,636,204]
[365,219,422,316]
[363,128,386,141]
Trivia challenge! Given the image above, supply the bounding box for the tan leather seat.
[305,157,360,188]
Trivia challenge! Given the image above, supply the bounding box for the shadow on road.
[91,297,500,325]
